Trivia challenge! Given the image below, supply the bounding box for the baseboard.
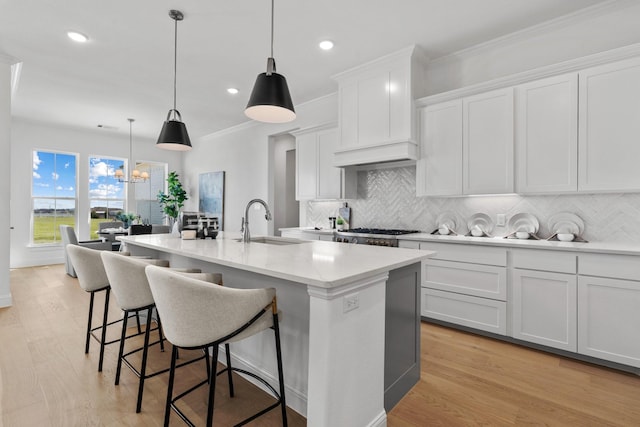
[217,346,308,418]
[0,293,13,308]
[367,410,387,427]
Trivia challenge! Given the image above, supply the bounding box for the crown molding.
[428,0,633,66]
[417,42,640,107]
[0,52,19,65]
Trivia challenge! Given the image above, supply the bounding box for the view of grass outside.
[33,216,109,243]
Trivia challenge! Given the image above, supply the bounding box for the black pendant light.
[245,0,296,123]
[157,9,192,151]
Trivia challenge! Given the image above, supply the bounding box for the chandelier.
[115,118,149,183]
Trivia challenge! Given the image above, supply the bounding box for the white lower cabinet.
[510,249,577,351]
[577,276,640,368]
[418,242,507,335]
[511,269,577,351]
[399,238,640,370]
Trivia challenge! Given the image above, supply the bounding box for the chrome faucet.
[241,199,273,243]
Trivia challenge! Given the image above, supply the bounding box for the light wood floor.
[1,264,639,426]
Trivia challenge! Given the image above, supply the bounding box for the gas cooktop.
[337,228,421,236]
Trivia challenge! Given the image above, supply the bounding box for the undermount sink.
[234,236,304,245]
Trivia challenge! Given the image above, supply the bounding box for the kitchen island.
[119,232,434,427]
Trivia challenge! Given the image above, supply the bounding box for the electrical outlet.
[343,293,359,313]
[497,214,506,226]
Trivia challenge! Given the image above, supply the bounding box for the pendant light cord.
[270,0,274,59]
[128,118,134,174]
[173,16,178,114]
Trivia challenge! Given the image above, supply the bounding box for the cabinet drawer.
[511,249,576,274]
[422,288,507,335]
[424,259,506,301]
[578,253,640,281]
[398,240,420,250]
[419,242,507,266]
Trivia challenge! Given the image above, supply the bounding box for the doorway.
[270,133,299,236]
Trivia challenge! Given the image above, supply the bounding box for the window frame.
[88,154,128,238]
[31,149,79,246]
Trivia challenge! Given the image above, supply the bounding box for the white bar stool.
[101,251,210,413]
[145,265,288,427]
[65,244,140,372]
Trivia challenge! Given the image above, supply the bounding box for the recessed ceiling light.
[67,31,89,43]
[227,88,239,94]
[319,40,334,51]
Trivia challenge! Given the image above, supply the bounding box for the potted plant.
[114,212,137,229]
[336,217,345,231]
[157,171,188,229]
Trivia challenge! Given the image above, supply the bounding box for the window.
[32,150,77,244]
[134,162,167,224]
[89,156,126,238]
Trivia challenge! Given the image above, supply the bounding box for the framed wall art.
[198,171,225,230]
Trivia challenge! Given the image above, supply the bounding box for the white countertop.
[119,232,433,288]
[399,233,640,256]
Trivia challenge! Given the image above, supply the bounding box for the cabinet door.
[578,276,640,367]
[463,88,514,194]
[516,74,578,193]
[416,100,463,196]
[511,269,577,351]
[295,133,317,200]
[578,57,640,192]
[316,128,342,199]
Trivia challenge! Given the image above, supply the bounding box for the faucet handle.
[240,217,245,232]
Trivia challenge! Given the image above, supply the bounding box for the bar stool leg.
[136,307,153,413]
[165,346,178,427]
[206,345,219,427]
[98,288,111,372]
[115,310,129,386]
[156,311,165,352]
[85,291,95,354]
[204,347,211,384]
[273,313,288,427]
[225,343,235,397]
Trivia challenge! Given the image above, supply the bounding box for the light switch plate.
[343,293,359,313]
[497,214,506,226]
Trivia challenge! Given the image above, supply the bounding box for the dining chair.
[60,224,111,277]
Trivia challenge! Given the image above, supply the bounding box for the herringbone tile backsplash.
[304,166,640,243]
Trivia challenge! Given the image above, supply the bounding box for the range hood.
[330,45,427,168]
[333,139,419,167]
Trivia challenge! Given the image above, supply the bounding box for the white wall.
[0,55,13,306]
[10,118,182,268]
[425,1,640,95]
[184,93,337,237]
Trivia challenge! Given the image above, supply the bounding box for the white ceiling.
[1,0,609,142]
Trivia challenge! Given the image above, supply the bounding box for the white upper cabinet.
[578,57,640,192]
[316,129,342,199]
[332,46,427,167]
[516,73,578,194]
[463,88,514,195]
[416,100,463,196]
[295,126,343,200]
